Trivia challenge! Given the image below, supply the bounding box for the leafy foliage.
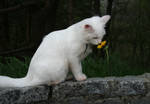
[82,52,150,77]
[0,53,149,78]
[0,57,30,78]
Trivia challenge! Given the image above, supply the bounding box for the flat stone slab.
[0,86,51,104]
[0,73,150,104]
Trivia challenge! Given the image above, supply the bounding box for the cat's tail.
[0,75,34,87]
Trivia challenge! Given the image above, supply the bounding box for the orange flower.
[97,41,107,49]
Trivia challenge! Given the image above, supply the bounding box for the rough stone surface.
[0,74,150,104]
[52,76,149,104]
[0,85,51,104]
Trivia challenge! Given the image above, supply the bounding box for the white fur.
[0,15,110,87]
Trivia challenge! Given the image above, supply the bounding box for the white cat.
[0,15,110,87]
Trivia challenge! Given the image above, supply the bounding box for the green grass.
[0,57,30,78]
[0,53,149,78]
[82,53,150,77]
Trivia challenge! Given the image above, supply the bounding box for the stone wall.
[1,73,150,104]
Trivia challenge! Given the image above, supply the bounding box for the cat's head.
[83,15,110,45]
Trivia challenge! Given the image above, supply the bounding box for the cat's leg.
[66,73,74,81]
[69,57,87,81]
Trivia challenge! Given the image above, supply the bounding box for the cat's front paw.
[76,74,87,81]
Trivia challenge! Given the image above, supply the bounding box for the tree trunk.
[3,0,9,41]
[91,0,101,16]
[68,0,73,25]
[26,7,32,43]
[106,0,113,35]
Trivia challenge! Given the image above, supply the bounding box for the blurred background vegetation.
[0,0,150,78]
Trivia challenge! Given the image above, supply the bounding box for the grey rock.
[0,85,51,104]
[0,73,150,104]
[52,76,148,100]
[131,97,150,104]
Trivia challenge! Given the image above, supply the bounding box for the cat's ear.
[84,24,93,32]
[100,15,111,24]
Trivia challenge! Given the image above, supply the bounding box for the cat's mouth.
[92,37,99,39]
[88,38,102,45]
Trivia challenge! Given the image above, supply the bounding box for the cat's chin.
[89,39,101,45]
